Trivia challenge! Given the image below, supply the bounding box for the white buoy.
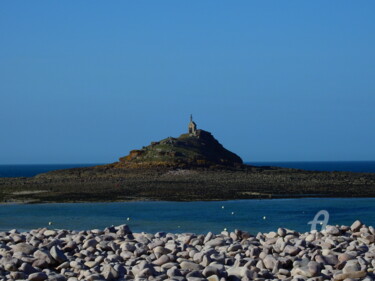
[231,212,235,215]
[222,206,225,209]
[127,217,130,221]
[224,228,227,231]
[48,222,52,226]
[263,216,267,220]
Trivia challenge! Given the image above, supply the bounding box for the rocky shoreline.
[1,165,375,203]
[1,221,375,281]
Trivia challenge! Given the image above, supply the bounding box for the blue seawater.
[0,198,375,233]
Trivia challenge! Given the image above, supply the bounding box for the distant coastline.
[0,163,101,178]
[1,163,375,204]
[250,161,375,173]
[1,161,375,178]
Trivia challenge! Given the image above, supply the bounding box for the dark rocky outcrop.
[117,129,243,168]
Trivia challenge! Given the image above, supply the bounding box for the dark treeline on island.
[1,117,375,203]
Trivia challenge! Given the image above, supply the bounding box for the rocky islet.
[1,121,375,203]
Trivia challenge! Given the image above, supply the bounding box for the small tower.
[188,114,197,136]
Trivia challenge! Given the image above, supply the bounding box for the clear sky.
[1,1,374,164]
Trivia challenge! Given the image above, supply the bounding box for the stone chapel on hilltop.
[188,114,197,136]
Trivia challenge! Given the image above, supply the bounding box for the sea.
[0,161,374,233]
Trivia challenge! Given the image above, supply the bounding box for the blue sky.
[1,1,374,164]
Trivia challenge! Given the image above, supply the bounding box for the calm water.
[1,161,374,178]
[1,198,375,233]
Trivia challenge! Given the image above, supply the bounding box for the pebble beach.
[0,221,374,281]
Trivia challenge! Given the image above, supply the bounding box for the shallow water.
[1,198,374,234]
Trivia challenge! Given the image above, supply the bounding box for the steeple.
[188,114,197,135]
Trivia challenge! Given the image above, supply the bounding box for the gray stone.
[291,266,312,278]
[263,255,276,270]
[153,254,170,265]
[11,242,36,255]
[200,254,212,266]
[82,239,98,249]
[207,275,220,281]
[50,246,67,264]
[305,234,315,242]
[33,249,55,264]
[186,277,206,281]
[273,238,286,253]
[167,266,182,277]
[334,270,367,280]
[205,238,225,247]
[343,260,361,273]
[204,232,214,244]
[43,230,57,237]
[284,245,300,256]
[137,267,154,278]
[180,261,203,271]
[277,228,287,237]
[324,254,339,265]
[228,243,242,252]
[278,268,290,276]
[350,220,363,232]
[307,261,321,277]
[325,226,340,235]
[19,262,37,274]
[227,266,242,278]
[9,271,26,280]
[102,264,119,280]
[210,253,225,264]
[186,270,203,278]
[86,274,105,281]
[49,273,67,281]
[338,253,354,263]
[28,272,48,281]
[202,265,220,277]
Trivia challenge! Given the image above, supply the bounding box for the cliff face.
[117,129,243,168]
